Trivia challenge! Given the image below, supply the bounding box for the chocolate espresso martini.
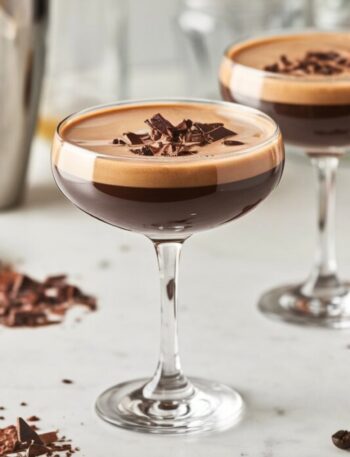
[220,32,350,328]
[53,101,283,237]
[220,32,350,148]
[52,99,284,434]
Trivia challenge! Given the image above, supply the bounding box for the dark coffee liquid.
[221,84,350,149]
[53,163,283,236]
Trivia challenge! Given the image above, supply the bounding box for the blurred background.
[37,0,350,142]
[1,0,350,209]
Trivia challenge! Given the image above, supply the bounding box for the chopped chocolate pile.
[0,417,78,456]
[0,267,96,328]
[264,50,350,76]
[332,430,350,450]
[113,113,242,157]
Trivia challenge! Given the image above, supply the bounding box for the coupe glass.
[220,32,350,328]
[51,99,284,434]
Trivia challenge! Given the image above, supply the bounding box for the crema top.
[53,101,283,188]
[222,32,350,105]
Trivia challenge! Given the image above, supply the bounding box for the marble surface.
[1,137,350,457]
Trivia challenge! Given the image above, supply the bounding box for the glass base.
[95,377,244,435]
[258,283,350,329]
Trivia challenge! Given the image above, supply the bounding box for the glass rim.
[54,98,281,164]
[223,29,350,83]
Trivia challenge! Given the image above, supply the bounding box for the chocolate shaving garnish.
[112,138,126,145]
[124,132,150,145]
[206,126,237,142]
[0,266,96,328]
[62,379,73,385]
[112,113,243,157]
[332,430,350,450]
[130,146,155,156]
[264,63,280,73]
[223,140,245,146]
[280,54,292,66]
[264,49,350,76]
[146,113,174,136]
[194,122,224,134]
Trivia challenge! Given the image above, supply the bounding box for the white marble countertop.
[2,131,350,457]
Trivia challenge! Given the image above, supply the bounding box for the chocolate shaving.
[223,140,245,146]
[206,126,237,142]
[263,49,350,76]
[124,132,150,145]
[0,266,96,328]
[112,138,126,145]
[112,113,243,157]
[145,113,174,136]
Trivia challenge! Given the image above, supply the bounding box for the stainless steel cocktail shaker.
[0,0,48,209]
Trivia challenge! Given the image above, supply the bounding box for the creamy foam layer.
[221,32,350,105]
[53,102,283,188]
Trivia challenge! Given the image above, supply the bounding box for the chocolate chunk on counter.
[332,430,350,450]
[0,266,96,328]
[17,418,43,445]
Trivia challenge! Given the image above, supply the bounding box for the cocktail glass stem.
[301,155,345,306]
[143,240,195,401]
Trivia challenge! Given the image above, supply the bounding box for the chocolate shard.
[280,54,292,66]
[174,119,192,132]
[150,128,162,141]
[146,113,174,135]
[130,145,155,156]
[264,63,280,73]
[332,430,350,450]
[124,132,148,145]
[38,431,58,445]
[17,418,43,445]
[26,443,50,457]
[207,126,237,142]
[184,131,204,143]
[223,140,245,146]
[193,122,224,134]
